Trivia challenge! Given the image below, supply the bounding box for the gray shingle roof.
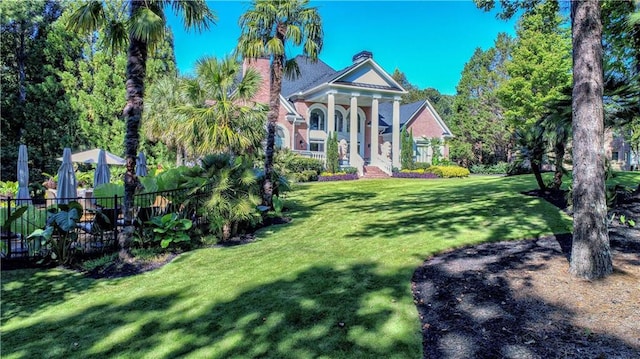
[378,100,427,133]
[281,56,337,97]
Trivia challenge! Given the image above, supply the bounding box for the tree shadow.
[1,268,100,323]
[2,262,422,358]
[336,178,570,242]
[412,235,640,358]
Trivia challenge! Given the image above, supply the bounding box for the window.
[275,127,285,149]
[310,108,325,131]
[310,140,324,152]
[612,151,619,161]
[346,112,363,133]
[335,111,344,132]
[416,143,431,163]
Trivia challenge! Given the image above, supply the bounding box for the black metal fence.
[0,183,212,261]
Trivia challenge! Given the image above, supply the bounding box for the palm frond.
[169,0,217,32]
[66,1,105,33]
[128,6,165,45]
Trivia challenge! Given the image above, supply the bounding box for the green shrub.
[287,156,324,174]
[148,213,193,249]
[341,167,358,175]
[427,165,470,178]
[293,170,319,182]
[414,162,431,171]
[471,162,509,175]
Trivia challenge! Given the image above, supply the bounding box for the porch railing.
[372,154,393,176]
[294,150,326,165]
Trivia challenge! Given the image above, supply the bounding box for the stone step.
[362,166,390,179]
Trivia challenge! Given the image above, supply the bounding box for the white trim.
[332,58,408,93]
[275,124,290,150]
[280,95,301,117]
[307,103,328,132]
[424,99,454,137]
[333,105,347,132]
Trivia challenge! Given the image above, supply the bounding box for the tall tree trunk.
[262,49,284,209]
[121,1,148,255]
[551,140,565,190]
[531,160,546,191]
[569,0,612,280]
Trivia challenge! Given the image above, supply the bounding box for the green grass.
[2,173,638,358]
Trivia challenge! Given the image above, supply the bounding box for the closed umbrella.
[136,151,148,177]
[56,148,77,204]
[16,144,31,205]
[93,149,111,188]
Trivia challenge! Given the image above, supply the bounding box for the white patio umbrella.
[57,149,125,165]
[56,148,77,204]
[16,144,32,205]
[93,149,111,188]
[136,151,148,177]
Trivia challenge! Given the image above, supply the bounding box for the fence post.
[6,196,12,258]
[114,194,119,244]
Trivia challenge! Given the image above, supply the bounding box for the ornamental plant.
[326,132,339,174]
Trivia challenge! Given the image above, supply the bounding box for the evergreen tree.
[400,128,415,170]
[450,33,513,166]
[325,132,339,173]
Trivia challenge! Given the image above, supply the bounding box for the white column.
[392,97,401,168]
[327,92,335,134]
[350,94,359,162]
[291,121,296,150]
[327,92,335,158]
[371,95,380,160]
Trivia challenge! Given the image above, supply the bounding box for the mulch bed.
[413,186,640,359]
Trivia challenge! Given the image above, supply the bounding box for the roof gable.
[378,100,452,137]
[331,59,404,92]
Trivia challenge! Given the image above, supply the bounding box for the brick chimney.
[352,50,373,64]
[242,57,271,104]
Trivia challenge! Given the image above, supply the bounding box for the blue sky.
[166,1,518,95]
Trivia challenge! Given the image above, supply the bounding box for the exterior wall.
[607,129,634,171]
[243,58,271,104]
[406,106,450,159]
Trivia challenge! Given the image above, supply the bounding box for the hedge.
[426,165,470,178]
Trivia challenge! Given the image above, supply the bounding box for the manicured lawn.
[2,173,637,358]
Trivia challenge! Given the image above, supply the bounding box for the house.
[606,130,638,171]
[243,51,453,175]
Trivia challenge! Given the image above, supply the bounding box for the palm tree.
[66,0,215,233]
[144,76,190,166]
[236,0,323,208]
[174,56,267,157]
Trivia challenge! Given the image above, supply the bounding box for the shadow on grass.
[2,263,420,358]
[413,235,639,358]
[1,268,100,323]
[323,177,570,242]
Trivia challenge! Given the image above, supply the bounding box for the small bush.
[341,167,358,175]
[414,162,431,171]
[293,170,319,182]
[427,165,470,178]
[471,162,509,175]
[288,156,324,174]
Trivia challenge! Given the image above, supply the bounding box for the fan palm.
[174,56,267,157]
[144,76,190,166]
[66,0,215,229]
[236,0,323,208]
